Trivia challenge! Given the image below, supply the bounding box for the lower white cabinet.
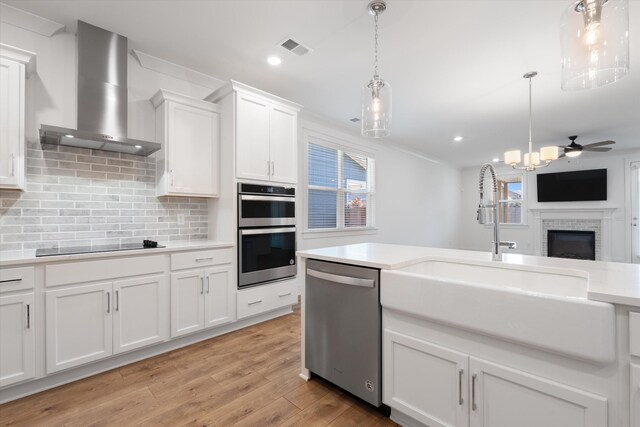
[46,276,169,374]
[632,364,640,427]
[0,293,35,387]
[237,279,297,320]
[170,266,233,337]
[112,275,168,354]
[384,330,469,427]
[383,329,608,427]
[469,357,607,427]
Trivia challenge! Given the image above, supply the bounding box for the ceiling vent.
[280,37,311,56]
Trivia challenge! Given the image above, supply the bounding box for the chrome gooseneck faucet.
[477,164,517,261]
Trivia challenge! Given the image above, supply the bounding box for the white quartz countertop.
[0,240,234,266]
[297,243,640,308]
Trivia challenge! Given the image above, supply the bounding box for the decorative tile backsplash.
[0,142,209,251]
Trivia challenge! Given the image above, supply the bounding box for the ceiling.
[4,0,640,167]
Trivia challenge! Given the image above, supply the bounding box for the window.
[497,174,524,224]
[306,139,374,231]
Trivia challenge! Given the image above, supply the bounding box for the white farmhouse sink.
[381,259,615,363]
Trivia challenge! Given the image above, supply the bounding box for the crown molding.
[0,3,65,37]
[0,43,37,76]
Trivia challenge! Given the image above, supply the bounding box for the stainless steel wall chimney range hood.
[39,21,161,156]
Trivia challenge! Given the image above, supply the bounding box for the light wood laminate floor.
[0,304,397,427]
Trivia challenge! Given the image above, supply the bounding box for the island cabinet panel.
[632,364,640,427]
[468,357,607,427]
[112,275,168,354]
[383,329,469,427]
[0,293,35,387]
[45,282,113,373]
[630,312,640,357]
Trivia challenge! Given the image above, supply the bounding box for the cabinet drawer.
[171,248,233,271]
[237,280,297,319]
[0,266,35,293]
[631,312,640,357]
[46,255,166,287]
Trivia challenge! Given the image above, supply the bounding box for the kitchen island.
[297,243,640,427]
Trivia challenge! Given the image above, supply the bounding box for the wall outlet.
[177,214,185,225]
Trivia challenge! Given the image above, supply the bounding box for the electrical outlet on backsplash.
[0,142,209,251]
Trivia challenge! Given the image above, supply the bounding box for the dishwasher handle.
[307,268,375,288]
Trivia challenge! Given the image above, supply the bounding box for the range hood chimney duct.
[39,21,161,156]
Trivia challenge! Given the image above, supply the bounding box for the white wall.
[297,115,462,251]
[459,151,640,262]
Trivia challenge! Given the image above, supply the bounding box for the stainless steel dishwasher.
[305,259,386,411]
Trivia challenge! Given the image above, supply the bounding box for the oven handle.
[240,227,296,236]
[239,195,295,203]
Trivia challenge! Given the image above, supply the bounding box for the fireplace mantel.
[530,207,616,261]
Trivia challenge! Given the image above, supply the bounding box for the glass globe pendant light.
[560,0,630,91]
[362,0,392,138]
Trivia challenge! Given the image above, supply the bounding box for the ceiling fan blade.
[583,147,612,152]
[583,140,615,148]
[558,152,566,158]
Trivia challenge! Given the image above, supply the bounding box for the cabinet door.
[204,266,234,328]
[236,92,270,182]
[168,102,219,196]
[469,357,607,427]
[0,57,24,189]
[0,293,34,387]
[170,270,204,337]
[632,364,640,427]
[112,274,169,355]
[383,330,469,427]
[268,106,297,184]
[45,282,113,374]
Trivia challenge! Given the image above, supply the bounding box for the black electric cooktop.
[35,240,164,257]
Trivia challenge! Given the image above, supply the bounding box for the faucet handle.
[499,241,517,249]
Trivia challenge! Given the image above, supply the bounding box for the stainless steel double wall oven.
[237,183,296,288]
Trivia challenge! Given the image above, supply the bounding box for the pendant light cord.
[373,12,379,80]
[528,75,533,158]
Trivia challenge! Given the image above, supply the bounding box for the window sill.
[483,224,529,229]
[302,227,378,239]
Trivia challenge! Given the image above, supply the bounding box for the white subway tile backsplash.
[1,143,209,250]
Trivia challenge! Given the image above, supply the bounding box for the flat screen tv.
[537,169,607,202]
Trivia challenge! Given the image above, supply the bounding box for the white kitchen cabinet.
[170,270,205,337]
[204,266,233,328]
[632,364,640,427]
[45,282,113,373]
[0,293,35,387]
[468,357,607,427]
[205,80,301,185]
[383,329,607,427]
[236,92,271,182]
[171,265,234,337]
[112,275,168,354]
[152,89,220,197]
[236,279,297,320]
[0,45,35,191]
[383,329,470,427]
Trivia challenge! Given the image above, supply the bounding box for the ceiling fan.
[558,136,615,158]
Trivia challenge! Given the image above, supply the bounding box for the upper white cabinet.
[205,80,302,185]
[0,44,36,191]
[152,89,220,197]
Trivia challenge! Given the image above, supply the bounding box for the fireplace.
[547,230,596,261]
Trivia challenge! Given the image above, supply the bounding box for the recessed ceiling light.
[135,145,142,149]
[453,136,463,142]
[267,56,282,66]
[64,134,74,138]
[492,158,500,163]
